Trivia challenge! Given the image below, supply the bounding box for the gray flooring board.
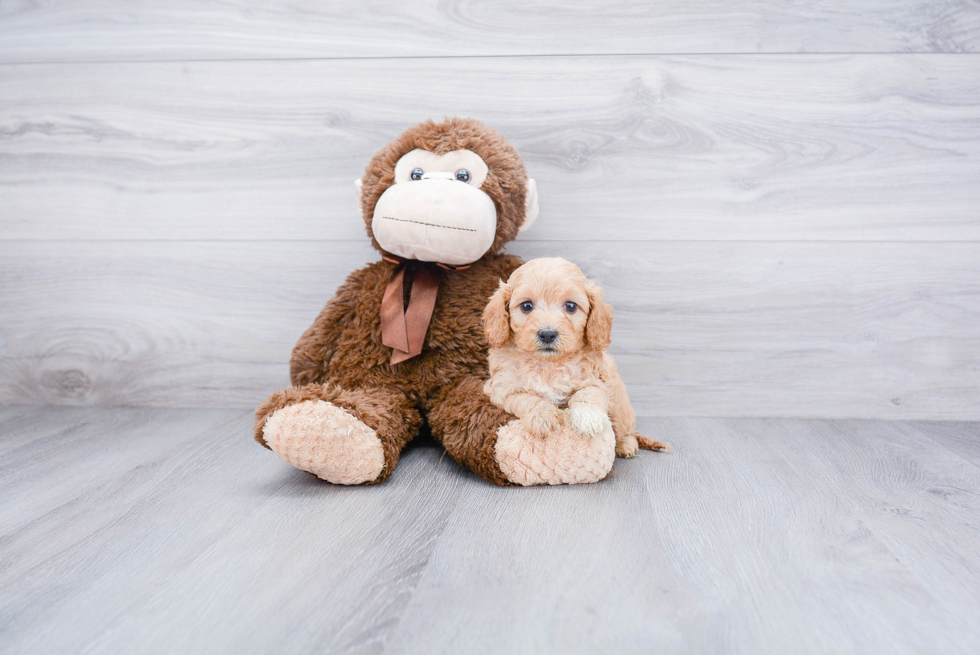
[0,408,463,654]
[2,408,980,654]
[905,420,980,468]
[689,418,980,653]
[641,417,969,655]
[0,405,106,457]
[387,463,687,654]
[0,408,238,535]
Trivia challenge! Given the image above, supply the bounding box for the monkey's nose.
[537,329,558,345]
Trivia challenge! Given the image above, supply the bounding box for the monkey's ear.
[354,179,364,213]
[483,281,512,348]
[518,179,539,233]
[585,282,613,351]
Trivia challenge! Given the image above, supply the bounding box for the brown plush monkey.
[254,118,617,485]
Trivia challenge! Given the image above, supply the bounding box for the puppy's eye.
[520,301,534,313]
[410,168,424,181]
[455,169,470,183]
[564,302,578,313]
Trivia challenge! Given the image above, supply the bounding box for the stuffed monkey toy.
[254,118,617,485]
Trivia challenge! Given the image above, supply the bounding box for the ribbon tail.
[391,265,441,364]
[381,264,410,354]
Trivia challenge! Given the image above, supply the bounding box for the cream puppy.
[482,257,668,458]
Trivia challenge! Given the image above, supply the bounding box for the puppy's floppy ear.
[483,281,512,348]
[585,282,613,351]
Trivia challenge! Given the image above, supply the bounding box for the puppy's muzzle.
[537,329,558,346]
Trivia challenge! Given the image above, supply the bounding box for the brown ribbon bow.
[380,256,469,365]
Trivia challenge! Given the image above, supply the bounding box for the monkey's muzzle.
[372,179,497,266]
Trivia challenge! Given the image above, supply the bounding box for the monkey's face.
[357,118,539,266]
[370,149,496,266]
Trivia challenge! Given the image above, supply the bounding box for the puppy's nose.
[537,329,558,345]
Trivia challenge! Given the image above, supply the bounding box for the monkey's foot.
[262,400,384,485]
[494,420,616,486]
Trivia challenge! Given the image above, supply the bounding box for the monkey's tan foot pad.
[494,420,616,486]
[263,400,384,485]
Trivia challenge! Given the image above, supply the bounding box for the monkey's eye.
[520,301,534,314]
[564,302,578,313]
[410,168,424,181]
[455,169,470,183]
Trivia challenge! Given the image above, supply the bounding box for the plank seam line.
[2,51,979,66]
[3,239,980,245]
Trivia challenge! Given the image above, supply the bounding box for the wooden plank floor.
[1,407,978,654]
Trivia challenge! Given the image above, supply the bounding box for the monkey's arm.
[289,264,379,387]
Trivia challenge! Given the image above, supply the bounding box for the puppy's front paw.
[569,404,612,438]
[523,404,564,437]
[616,433,639,458]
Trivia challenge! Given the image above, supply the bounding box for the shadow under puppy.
[483,257,669,458]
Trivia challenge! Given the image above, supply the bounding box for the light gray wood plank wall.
[1,4,978,418]
[2,240,978,418]
[2,56,979,242]
[1,1,978,62]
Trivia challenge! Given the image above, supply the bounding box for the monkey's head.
[356,118,539,266]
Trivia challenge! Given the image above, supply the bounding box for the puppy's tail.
[637,435,672,453]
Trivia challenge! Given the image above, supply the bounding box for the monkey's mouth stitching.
[382,216,477,232]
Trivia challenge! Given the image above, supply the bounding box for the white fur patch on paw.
[263,400,384,485]
[494,419,616,486]
[569,405,612,437]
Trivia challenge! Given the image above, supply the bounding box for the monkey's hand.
[569,404,612,438]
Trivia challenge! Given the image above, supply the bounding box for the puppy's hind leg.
[616,430,671,457]
[605,356,671,456]
[636,434,671,453]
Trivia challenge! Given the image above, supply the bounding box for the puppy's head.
[483,257,613,359]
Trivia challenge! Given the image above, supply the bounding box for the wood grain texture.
[393,416,980,654]
[0,1,978,63]
[3,55,980,242]
[638,417,980,654]
[2,408,980,654]
[0,407,465,654]
[2,240,977,419]
[906,420,980,467]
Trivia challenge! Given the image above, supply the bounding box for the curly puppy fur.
[255,118,532,485]
[483,257,669,458]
